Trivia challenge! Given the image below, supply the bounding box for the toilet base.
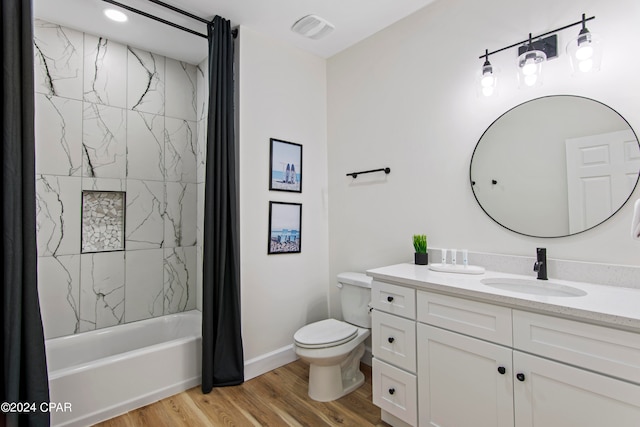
[306,342,366,402]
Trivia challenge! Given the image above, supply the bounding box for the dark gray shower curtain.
[2,0,51,426]
[201,15,244,392]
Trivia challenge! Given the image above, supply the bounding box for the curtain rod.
[101,0,238,39]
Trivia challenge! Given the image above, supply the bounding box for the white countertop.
[366,263,640,333]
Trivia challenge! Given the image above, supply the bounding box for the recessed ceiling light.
[104,8,128,23]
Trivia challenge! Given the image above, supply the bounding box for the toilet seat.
[294,319,358,349]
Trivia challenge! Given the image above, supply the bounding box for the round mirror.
[470,95,640,238]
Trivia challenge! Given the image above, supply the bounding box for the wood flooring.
[94,360,389,427]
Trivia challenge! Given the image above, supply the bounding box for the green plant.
[413,234,427,253]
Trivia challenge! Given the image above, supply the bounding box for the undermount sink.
[481,278,588,298]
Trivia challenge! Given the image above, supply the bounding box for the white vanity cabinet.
[370,277,640,427]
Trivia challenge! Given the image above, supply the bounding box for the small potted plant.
[413,234,428,265]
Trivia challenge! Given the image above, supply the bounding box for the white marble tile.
[165,118,197,183]
[196,60,208,122]
[82,178,125,192]
[127,47,165,115]
[196,119,207,184]
[35,94,83,176]
[84,34,127,108]
[83,102,127,178]
[164,182,197,248]
[164,246,196,314]
[165,58,197,121]
[126,180,165,250]
[79,252,125,332]
[33,19,83,99]
[37,255,80,339]
[36,175,82,257]
[125,249,164,322]
[127,111,165,181]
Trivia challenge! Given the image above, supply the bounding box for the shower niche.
[81,190,126,253]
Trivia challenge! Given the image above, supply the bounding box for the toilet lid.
[294,319,358,349]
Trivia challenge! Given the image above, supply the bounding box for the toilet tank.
[337,272,372,328]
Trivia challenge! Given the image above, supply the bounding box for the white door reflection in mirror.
[566,130,640,234]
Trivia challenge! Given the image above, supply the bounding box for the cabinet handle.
[388,388,395,395]
[387,337,395,344]
[516,373,526,382]
[387,296,394,302]
[497,366,506,375]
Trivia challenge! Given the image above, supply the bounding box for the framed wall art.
[268,201,301,254]
[269,138,302,193]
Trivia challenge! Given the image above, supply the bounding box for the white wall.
[237,27,329,363]
[327,0,640,317]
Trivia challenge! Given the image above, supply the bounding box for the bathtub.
[46,310,202,427]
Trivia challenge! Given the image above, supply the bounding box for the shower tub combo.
[46,310,202,427]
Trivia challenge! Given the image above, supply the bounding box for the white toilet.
[293,272,372,402]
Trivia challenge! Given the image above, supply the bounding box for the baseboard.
[244,344,298,381]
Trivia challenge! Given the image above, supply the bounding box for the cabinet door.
[417,323,514,427]
[514,351,640,427]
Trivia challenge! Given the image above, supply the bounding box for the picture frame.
[269,138,302,193]
[268,201,302,254]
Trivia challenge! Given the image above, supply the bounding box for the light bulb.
[481,74,494,88]
[576,44,594,61]
[522,61,537,76]
[482,86,494,97]
[578,59,593,73]
[524,74,538,87]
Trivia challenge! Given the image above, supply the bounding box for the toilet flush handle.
[336,283,343,289]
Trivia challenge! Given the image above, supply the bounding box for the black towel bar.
[346,167,391,179]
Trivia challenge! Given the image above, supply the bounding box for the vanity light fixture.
[104,8,128,22]
[567,13,602,74]
[478,13,598,96]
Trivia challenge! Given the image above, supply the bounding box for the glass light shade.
[477,63,498,97]
[517,49,546,88]
[567,31,602,74]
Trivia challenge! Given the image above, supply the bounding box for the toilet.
[293,272,372,402]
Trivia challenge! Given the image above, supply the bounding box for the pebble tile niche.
[81,191,125,253]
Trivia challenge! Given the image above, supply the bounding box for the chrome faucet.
[533,247,548,280]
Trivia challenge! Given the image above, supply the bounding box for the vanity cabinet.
[371,280,640,427]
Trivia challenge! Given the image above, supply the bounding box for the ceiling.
[34,0,438,65]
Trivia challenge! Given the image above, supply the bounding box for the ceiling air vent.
[291,14,335,40]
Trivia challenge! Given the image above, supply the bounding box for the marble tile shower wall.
[34,20,207,339]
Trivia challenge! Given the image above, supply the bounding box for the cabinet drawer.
[417,291,512,346]
[372,358,417,427]
[372,281,416,319]
[372,310,416,373]
[513,310,640,384]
